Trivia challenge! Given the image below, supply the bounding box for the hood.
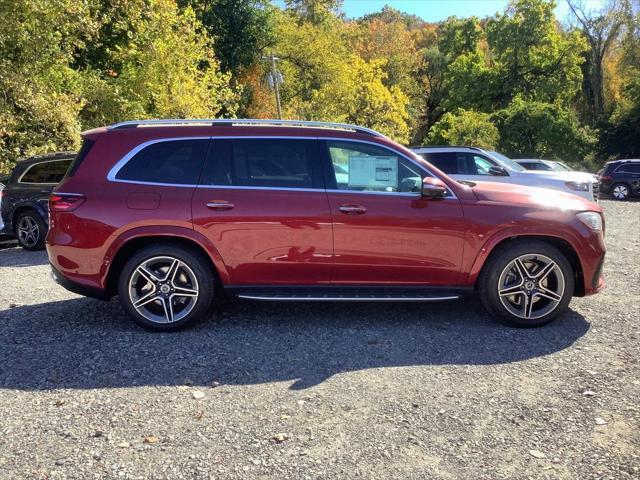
[520,170,597,182]
[470,181,602,212]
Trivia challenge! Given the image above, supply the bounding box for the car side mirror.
[488,166,508,176]
[421,177,447,199]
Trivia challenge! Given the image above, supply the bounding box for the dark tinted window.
[422,152,458,174]
[202,139,318,188]
[423,152,497,176]
[20,159,72,184]
[116,139,209,185]
[615,163,640,174]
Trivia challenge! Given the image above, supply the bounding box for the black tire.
[478,240,574,328]
[610,183,630,201]
[15,210,47,251]
[117,243,215,331]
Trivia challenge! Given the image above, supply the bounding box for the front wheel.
[478,241,574,327]
[117,244,215,331]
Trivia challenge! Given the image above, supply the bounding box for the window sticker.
[348,156,398,189]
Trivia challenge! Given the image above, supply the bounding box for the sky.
[338,0,606,22]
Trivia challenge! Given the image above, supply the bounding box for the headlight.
[565,181,590,192]
[577,211,602,231]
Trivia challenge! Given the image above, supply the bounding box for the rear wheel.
[611,183,630,200]
[15,211,46,251]
[117,244,215,331]
[478,240,574,327]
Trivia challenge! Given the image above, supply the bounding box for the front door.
[191,137,333,285]
[322,140,467,285]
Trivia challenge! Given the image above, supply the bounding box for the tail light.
[600,175,612,181]
[49,193,86,212]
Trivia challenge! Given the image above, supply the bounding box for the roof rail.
[410,145,482,151]
[107,118,386,138]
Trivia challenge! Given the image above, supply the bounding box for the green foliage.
[0,0,636,174]
[181,0,275,75]
[0,0,95,172]
[426,109,499,149]
[492,98,597,162]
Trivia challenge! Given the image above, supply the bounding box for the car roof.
[16,151,76,165]
[88,119,388,139]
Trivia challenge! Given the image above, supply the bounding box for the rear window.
[20,159,73,184]
[115,139,210,185]
[201,138,319,189]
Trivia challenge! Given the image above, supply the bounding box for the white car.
[411,147,599,202]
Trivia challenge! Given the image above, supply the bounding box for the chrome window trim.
[18,158,73,185]
[106,135,456,198]
[106,136,211,184]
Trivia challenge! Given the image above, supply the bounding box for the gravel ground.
[0,199,638,480]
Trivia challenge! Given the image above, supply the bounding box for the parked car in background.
[598,159,640,201]
[0,175,8,234]
[0,152,75,250]
[47,119,605,331]
[411,147,600,202]
[515,158,573,172]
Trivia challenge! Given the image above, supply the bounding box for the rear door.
[323,140,466,285]
[192,137,333,285]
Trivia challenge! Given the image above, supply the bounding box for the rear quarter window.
[115,139,210,185]
[20,159,72,184]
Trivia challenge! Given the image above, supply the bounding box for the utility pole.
[266,53,283,119]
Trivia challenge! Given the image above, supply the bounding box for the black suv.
[0,152,75,250]
[598,159,640,201]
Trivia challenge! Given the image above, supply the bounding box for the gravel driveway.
[0,199,638,479]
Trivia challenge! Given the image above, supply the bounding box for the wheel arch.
[470,235,585,297]
[104,232,228,297]
[11,204,47,232]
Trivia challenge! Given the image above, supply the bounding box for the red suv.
[47,119,606,331]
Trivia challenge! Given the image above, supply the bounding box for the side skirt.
[223,285,473,302]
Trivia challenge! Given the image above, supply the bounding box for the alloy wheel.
[17,216,39,248]
[128,256,199,324]
[497,254,565,320]
[612,184,629,200]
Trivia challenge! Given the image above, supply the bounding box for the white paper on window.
[348,156,398,189]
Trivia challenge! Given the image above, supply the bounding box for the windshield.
[551,162,572,172]
[487,151,526,172]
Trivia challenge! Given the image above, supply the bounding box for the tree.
[0,0,94,172]
[78,0,239,128]
[426,109,499,149]
[414,47,448,141]
[285,0,342,24]
[179,0,275,76]
[492,98,597,162]
[568,0,627,119]
[486,0,588,108]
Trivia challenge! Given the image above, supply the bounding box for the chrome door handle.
[338,204,367,214]
[206,201,234,211]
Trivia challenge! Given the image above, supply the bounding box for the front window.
[487,151,526,172]
[327,141,423,193]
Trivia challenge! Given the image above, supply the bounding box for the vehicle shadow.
[0,296,590,391]
[0,247,48,267]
